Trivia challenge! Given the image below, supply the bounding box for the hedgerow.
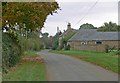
[2,32,21,73]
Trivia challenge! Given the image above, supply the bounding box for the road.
[38,50,118,81]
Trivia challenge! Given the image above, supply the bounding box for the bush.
[64,44,70,50]
[20,37,43,51]
[2,33,21,73]
[52,40,58,50]
[115,50,120,55]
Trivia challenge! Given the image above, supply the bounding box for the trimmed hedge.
[2,33,21,73]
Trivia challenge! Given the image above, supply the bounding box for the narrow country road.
[38,50,118,81]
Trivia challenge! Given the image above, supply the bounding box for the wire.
[73,0,99,27]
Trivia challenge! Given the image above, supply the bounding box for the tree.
[97,21,119,31]
[41,32,50,49]
[2,2,59,51]
[0,3,1,28]
[52,31,62,50]
[79,23,96,29]
[61,31,75,50]
[2,2,59,31]
[2,2,59,73]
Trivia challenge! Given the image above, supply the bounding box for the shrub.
[64,44,70,50]
[52,40,58,50]
[115,50,120,55]
[2,32,21,73]
[21,38,43,51]
[19,33,43,52]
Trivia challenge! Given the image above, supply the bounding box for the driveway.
[38,50,118,81]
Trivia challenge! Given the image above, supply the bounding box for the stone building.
[60,23,77,38]
[58,23,77,48]
[68,29,120,52]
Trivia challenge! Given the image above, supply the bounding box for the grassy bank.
[3,51,46,81]
[50,50,118,73]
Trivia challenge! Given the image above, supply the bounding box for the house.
[61,23,78,38]
[58,23,78,48]
[68,29,120,52]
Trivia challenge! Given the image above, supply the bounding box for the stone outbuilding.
[68,29,120,52]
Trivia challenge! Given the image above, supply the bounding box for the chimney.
[67,22,71,29]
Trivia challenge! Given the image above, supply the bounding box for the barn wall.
[68,40,120,52]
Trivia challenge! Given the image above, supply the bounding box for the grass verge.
[50,50,118,73]
[3,51,46,81]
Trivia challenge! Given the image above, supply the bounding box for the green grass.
[50,50,118,73]
[0,72,1,83]
[3,51,46,81]
[23,51,38,56]
[3,62,46,81]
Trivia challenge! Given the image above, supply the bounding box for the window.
[96,41,102,44]
[81,42,87,45]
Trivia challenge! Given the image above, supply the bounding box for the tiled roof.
[68,29,120,41]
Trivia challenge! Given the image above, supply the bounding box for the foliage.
[41,32,50,49]
[79,23,96,29]
[115,50,120,55]
[2,31,43,73]
[62,31,75,50]
[51,32,61,50]
[3,51,46,81]
[50,50,118,73]
[23,51,37,57]
[20,36,43,52]
[63,31,75,42]
[2,2,59,31]
[48,36,54,48]
[52,39,59,50]
[27,38,42,51]
[2,32,21,73]
[97,21,119,31]
[2,1,59,74]
[52,30,75,50]
[64,44,70,50]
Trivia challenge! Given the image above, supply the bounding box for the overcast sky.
[41,0,119,36]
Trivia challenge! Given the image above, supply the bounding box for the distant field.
[3,51,46,81]
[50,50,118,73]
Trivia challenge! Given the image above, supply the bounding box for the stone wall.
[71,44,107,52]
[102,40,119,49]
[68,40,120,52]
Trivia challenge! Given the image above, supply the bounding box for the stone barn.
[68,29,120,52]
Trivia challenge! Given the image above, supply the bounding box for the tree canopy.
[97,21,119,31]
[2,2,59,31]
[79,23,96,29]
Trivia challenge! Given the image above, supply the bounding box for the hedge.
[2,33,21,73]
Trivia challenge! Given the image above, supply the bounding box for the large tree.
[97,21,119,31]
[2,2,59,31]
[79,23,96,29]
[2,2,59,73]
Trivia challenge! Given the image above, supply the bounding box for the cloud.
[43,1,118,36]
[42,21,67,36]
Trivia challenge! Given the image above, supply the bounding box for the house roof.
[68,29,120,41]
[60,28,78,37]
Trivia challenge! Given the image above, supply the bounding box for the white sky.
[41,0,119,36]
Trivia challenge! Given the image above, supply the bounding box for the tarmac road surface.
[38,50,118,81]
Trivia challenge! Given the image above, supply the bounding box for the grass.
[0,72,1,83]
[50,50,118,73]
[23,51,38,56]
[3,51,46,81]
